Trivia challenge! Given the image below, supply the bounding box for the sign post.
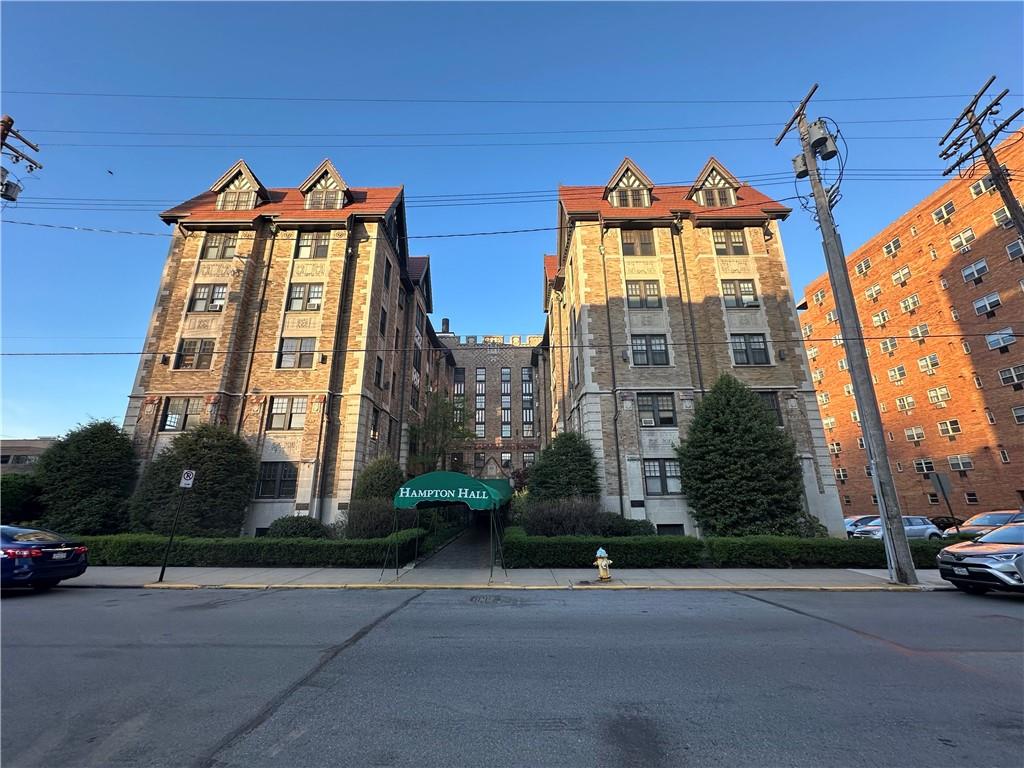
[158,470,195,583]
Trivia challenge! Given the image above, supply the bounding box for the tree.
[407,391,473,476]
[129,424,259,537]
[352,457,406,501]
[676,374,812,537]
[34,421,137,534]
[0,473,45,525]
[529,432,600,502]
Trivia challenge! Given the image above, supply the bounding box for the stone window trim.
[626,280,663,310]
[721,279,759,309]
[630,334,670,366]
[621,228,656,257]
[188,283,228,313]
[286,283,324,312]
[160,396,204,432]
[643,458,682,496]
[730,333,770,366]
[200,232,238,260]
[174,338,214,370]
[278,337,316,369]
[637,392,676,427]
[711,229,749,256]
[267,396,308,431]
[295,231,330,259]
[256,462,298,500]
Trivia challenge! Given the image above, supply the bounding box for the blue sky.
[2,1,1021,438]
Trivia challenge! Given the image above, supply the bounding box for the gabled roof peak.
[687,157,741,200]
[209,159,269,200]
[298,158,350,194]
[604,157,654,194]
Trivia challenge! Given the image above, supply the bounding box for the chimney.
[441,317,450,333]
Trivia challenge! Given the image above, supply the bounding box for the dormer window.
[614,187,650,208]
[604,159,654,208]
[703,188,735,207]
[216,173,255,211]
[305,174,343,210]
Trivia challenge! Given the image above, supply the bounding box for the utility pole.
[1,114,43,202]
[940,76,1024,239]
[775,84,917,585]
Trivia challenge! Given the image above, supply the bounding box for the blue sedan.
[1,525,89,590]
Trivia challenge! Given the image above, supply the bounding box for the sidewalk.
[69,566,951,591]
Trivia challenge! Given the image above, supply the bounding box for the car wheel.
[953,582,989,595]
[929,533,941,540]
[31,579,61,591]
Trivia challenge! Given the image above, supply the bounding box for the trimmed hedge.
[503,528,946,569]
[80,529,426,568]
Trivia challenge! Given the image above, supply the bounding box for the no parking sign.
[179,469,196,489]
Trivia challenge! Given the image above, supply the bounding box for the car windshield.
[976,526,1024,545]
[964,513,1016,527]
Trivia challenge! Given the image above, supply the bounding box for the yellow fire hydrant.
[593,547,612,581]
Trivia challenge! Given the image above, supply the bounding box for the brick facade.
[798,137,1024,521]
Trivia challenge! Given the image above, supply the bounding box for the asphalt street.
[2,588,1021,768]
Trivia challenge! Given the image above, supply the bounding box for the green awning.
[393,471,513,511]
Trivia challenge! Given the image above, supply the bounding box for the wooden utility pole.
[775,84,918,585]
[0,114,43,171]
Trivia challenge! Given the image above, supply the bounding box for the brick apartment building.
[436,325,549,481]
[542,157,844,536]
[123,159,454,534]
[798,138,1024,520]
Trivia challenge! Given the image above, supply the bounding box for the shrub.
[265,516,332,539]
[35,421,137,535]
[677,375,815,537]
[704,536,946,569]
[345,499,421,539]
[129,424,259,537]
[1,474,45,525]
[529,432,600,502]
[503,527,704,568]
[80,529,425,568]
[521,498,655,537]
[351,457,406,502]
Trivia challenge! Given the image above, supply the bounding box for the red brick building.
[798,138,1024,520]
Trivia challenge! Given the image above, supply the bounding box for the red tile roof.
[160,186,403,223]
[543,254,558,283]
[558,183,789,220]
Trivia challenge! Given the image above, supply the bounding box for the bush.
[266,516,332,539]
[704,536,946,569]
[521,498,655,537]
[80,529,426,568]
[35,421,137,535]
[503,527,704,568]
[529,432,600,502]
[1,474,45,525]
[344,499,421,539]
[129,424,259,537]
[352,457,406,502]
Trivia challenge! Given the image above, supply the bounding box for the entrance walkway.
[418,518,498,569]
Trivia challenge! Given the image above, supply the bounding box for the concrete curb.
[126,582,935,592]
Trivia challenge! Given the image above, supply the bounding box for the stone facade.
[799,137,1024,520]
[123,159,453,534]
[544,157,844,536]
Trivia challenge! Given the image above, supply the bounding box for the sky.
[1,1,1022,438]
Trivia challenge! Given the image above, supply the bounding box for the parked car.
[0,525,89,590]
[941,510,1024,539]
[928,515,967,532]
[852,516,942,540]
[844,515,879,538]
[937,522,1024,595]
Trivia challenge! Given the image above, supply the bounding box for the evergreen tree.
[407,391,473,475]
[352,457,406,501]
[676,374,811,536]
[1,473,45,525]
[35,421,137,534]
[529,431,601,502]
[129,424,258,537]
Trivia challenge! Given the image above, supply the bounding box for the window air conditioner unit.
[210,303,224,311]
[926,369,935,375]
[640,417,656,427]
[960,245,972,254]
[1002,221,1015,229]
[307,301,321,310]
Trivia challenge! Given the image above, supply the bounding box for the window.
[926,386,950,405]
[825,310,838,324]
[730,334,770,365]
[913,458,934,474]
[918,353,940,373]
[175,338,214,370]
[834,468,848,481]
[631,335,669,366]
[961,259,989,283]
[712,229,748,255]
[896,396,916,412]
[843,495,852,506]
[811,289,826,305]
[927,492,939,505]
[973,374,983,389]
[883,237,902,257]
[1000,449,1010,464]
[757,392,783,425]
[411,382,420,412]
[998,364,1024,386]
[161,397,203,431]
[865,283,882,300]
[985,409,996,424]
[864,465,873,478]
[703,188,734,207]
[899,294,921,313]
[287,283,323,312]
[891,266,911,286]
[948,454,973,471]
[626,280,662,309]
[828,442,842,455]
[964,491,979,505]
[473,452,485,469]
[854,257,872,276]
[843,383,853,396]
[850,410,860,423]
[807,346,819,360]
[295,231,330,259]
[802,323,814,339]
[812,368,825,382]
[615,188,650,208]
[378,306,388,336]
[932,201,955,223]
[643,459,682,495]
[278,337,315,369]
[880,337,898,354]
[374,356,384,388]
[1007,240,1024,261]
[962,340,972,354]
[621,229,655,256]
[637,393,676,427]
[267,396,308,430]
[217,190,252,211]
[475,404,485,438]
[974,292,1001,315]
[986,328,1016,350]
[871,309,890,327]
[950,228,975,251]
[501,452,512,469]
[857,436,865,449]
[950,307,960,321]
[837,358,848,371]
[523,452,536,468]
[909,324,930,341]
[188,284,227,312]
[1014,405,1024,425]
[200,233,237,260]
[256,462,298,499]
[970,174,996,197]
[306,188,339,210]
[721,279,758,308]
[382,259,392,290]
[905,426,925,441]
[887,364,906,383]
[818,391,831,406]
[993,207,1011,227]
[823,416,836,430]
[937,419,961,437]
